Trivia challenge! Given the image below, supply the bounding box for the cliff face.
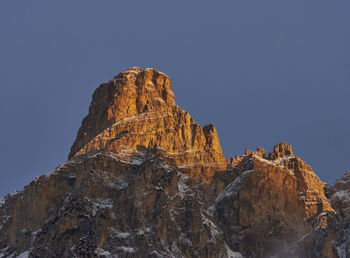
[0,67,348,258]
[214,145,336,257]
[69,67,226,182]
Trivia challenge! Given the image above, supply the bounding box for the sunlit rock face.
[0,68,348,257]
[69,67,176,159]
[69,67,227,182]
[214,145,336,257]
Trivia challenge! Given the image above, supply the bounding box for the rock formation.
[69,67,226,182]
[0,67,349,257]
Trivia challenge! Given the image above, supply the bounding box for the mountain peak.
[69,67,226,181]
[69,67,175,159]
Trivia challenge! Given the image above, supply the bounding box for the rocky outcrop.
[214,145,335,257]
[0,67,348,257]
[332,171,350,222]
[267,142,293,160]
[69,67,226,182]
[330,171,350,257]
[0,151,229,257]
[69,67,175,159]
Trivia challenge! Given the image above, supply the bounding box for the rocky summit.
[0,67,349,258]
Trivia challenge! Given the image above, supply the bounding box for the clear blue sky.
[1,1,349,196]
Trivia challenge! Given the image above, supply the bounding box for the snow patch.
[117,247,136,254]
[216,170,253,203]
[108,176,129,191]
[200,211,220,237]
[177,173,192,198]
[254,155,295,175]
[91,198,113,216]
[177,163,224,169]
[5,190,21,199]
[16,250,31,258]
[333,190,350,201]
[99,150,146,166]
[68,173,76,179]
[111,228,131,239]
[0,246,9,258]
[95,247,112,257]
[225,243,244,258]
[91,169,129,191]
[157,162,171,171]
[130,157,144,166]
[137,229,145,235]
[31,229,41,237]
[0,190,22,209]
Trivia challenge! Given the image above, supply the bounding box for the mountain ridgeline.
[0,67,349,258]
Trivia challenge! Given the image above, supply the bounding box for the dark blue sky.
[1,1,349,196]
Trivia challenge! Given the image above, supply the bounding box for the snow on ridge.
[90,198,114,216]
[0,190,22,208]
[94,247,112,257]
[15,250,32,258]
[6,190,21,198]
[200,210,220,237]
[215,170,253,204]
[177,163,224,169]
[116,246,136,254]
[253,154,293,166]
[111,227,131,239]
[87,150,147,166]
[253,155,295,175]
[225,243,244,258]
[45,159,82,178]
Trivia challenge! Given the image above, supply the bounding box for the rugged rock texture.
[68,67,175,159]
[0,151,229,257]
[330,171,350,257]
[69,67,226,182]
[332,171,350,223]
[0,67,349,257]
[215,148,335,257]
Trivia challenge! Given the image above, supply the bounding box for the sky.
[0,1,349,196]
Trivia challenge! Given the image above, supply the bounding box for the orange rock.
[230,155,240,166]
[69,67,227,181]
[267,142,293,160]
[215,143,334,257]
